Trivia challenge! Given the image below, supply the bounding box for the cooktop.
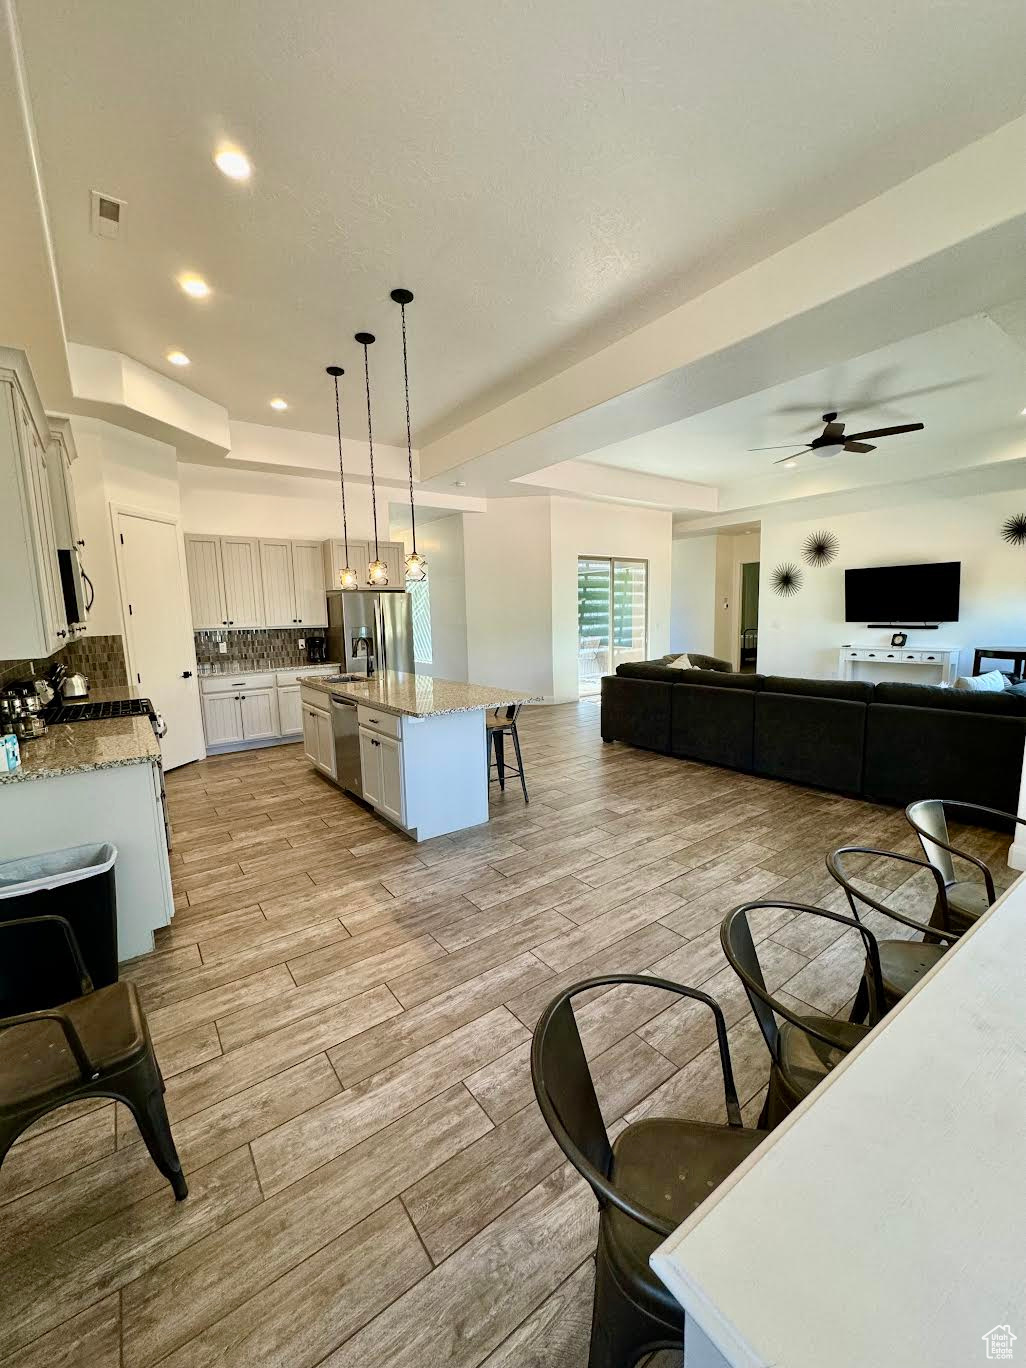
[49,698,155,724]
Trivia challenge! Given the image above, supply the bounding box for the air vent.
[91,190,125,239]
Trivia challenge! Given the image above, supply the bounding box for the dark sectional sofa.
[601,657,1026,816]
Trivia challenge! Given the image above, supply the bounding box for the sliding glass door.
[577,556,648,697]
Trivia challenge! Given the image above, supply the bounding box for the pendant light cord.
[332,372,350,564]
[361,341,380,560]
[399,301,416,557]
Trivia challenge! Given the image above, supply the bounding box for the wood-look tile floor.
[1,700,1016,1368]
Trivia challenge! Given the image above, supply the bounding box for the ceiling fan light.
[817,443,845,459]
[339,565,360,591]
[368,559,389,587]
[405,550,427,582]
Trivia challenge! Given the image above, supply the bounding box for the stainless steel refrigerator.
[326,591,414,676]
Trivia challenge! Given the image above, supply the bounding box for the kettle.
[61,672,89,699]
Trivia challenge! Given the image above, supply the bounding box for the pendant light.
[391,287,426,582]
[355,331,388,586]
[326,365,359,590]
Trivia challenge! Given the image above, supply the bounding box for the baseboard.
[204,732,302,756]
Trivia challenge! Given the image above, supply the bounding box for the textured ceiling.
[16,0,1026,443]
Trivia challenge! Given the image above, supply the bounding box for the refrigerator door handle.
[377,595,386,673]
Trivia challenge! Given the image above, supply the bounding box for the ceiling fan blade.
[845,422,924,441]
[821,421,845,441]
[749,444,812,452]
[844,441,876,453]
[772,451,806,464]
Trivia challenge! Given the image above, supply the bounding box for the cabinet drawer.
[300,685,330,709]
[201,671,275,694]
[357,705,402,738]
[276,665,337,687]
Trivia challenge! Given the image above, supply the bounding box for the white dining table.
[651,871,1026,1368]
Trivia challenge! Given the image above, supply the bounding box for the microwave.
[57,547,94,626]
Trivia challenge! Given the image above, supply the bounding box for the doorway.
[112,507,204,770]
[739,561,760,672]
[577,557,648,697]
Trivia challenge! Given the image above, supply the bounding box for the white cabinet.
[185,535,264,629]
[0,351,70,658]
[359,725,405,825]
[292,540,328,626]
[320,537,407,591]
[379,541,404,589]
[303,701,335,778]
[278,685,302,735]
[259,539,327,627]
[239,688,280,740]
[202,692,244,746]
[46,419,87,633]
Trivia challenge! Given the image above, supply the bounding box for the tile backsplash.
[193,627,328,672]
[0,634,128,690]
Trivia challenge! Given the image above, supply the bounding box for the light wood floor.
[1,700,1016,1367]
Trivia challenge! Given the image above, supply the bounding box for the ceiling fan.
[751,411,924,464]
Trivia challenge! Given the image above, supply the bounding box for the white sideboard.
[838,643,960,686]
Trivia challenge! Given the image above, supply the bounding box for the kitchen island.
[0,698,173,959]
[299,671,537,840]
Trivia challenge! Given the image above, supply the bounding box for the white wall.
[463,497,554,698]
[178,462,380,543]
[670,536,717,654]
[549,496,673,702]
[392,514,469,681]
[758,484,1026,679]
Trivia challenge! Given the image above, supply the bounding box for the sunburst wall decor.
[1001,513,1026,546]
[771,562,802,597]
[802,530,839,567]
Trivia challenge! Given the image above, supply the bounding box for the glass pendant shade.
[405,550,427,582]
[368,559,389,587]
[338,565,359,591]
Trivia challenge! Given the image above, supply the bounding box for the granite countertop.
[197,661,339,677]
[301,671,539,718]
[0,714,159,784]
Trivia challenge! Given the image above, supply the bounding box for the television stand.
[838,644,960,686]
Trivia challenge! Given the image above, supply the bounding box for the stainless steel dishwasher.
[330,696,362,797]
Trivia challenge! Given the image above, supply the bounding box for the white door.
[359,728,381,805]
[377,734,405,824]
[315,708,336,778]
[184,535,227,629]
[202,693,244,746]
[240,689,279,740]
[221,537,264,627]
[279,687,302,735]
[116,510,204,770]
[292,540,327,626]
[260,539,296,626]
[302,705,319,765]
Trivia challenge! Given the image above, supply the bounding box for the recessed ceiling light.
[178,273,210,299]
[166,350,190,367]
[269,397,288,411]
[214,145,251,181]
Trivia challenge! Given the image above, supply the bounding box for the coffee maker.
[306,636,327,664]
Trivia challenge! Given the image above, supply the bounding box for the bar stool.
[487,703,529,803]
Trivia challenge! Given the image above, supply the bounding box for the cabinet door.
[292,540,327,627]
[359,728,382,807]
[302,705,320,765]
[380,541,405,590]
[278,686,303,735]
[47,438,87,625]
[377,734,405,825]
[185,536,228,629]
[18,402,67,648]
[202,693,243,746]
[221,537,264,627]
[240,688,280,741]
[322,538,369,590]
[314,708,336,779]
[260,539,296,626]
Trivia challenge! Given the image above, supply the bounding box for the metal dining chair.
[487,702,528,803]
[721,900,885,1129]
[0,915,187,1201]
[826,846,961,1017]
[531,974,767,1368]
[905,799,1025,931]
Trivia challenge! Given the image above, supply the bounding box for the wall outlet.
[298,638,306,649]
[218,640,227,654]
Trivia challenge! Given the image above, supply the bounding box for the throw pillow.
[954,669,1007,693]
[667,654,694,670]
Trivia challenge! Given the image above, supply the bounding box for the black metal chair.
[826,846,961,1017]
[487,702,528,803]
[905,799,1023,931]
[721,900,885,1129]
[0,916,187,1201]
[531,974,767,1368]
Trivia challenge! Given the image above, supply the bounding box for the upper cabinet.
[291,540,328,626]
[0,349,70,657]
[46,419,88,632]
[321,538,406,591]
[259,538,327,628]
[185,534,265,629]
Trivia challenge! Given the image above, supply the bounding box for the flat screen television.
[844,561,961,623]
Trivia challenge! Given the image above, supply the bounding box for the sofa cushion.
[763,675,875,704]
[874,682,1026,716]
[656,653,732,673]
[755,691,868,793]
[671,683,756,770]
[600,675,672,752]
[681,669,764,691]
[954,669,1007,693]
[615,662,688,683]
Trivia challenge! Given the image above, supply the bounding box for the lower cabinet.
[239,689,280,741]
[303,702,336,779]
[201,687,280,746]
[359,726,404,825]
[278,686,302,736]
